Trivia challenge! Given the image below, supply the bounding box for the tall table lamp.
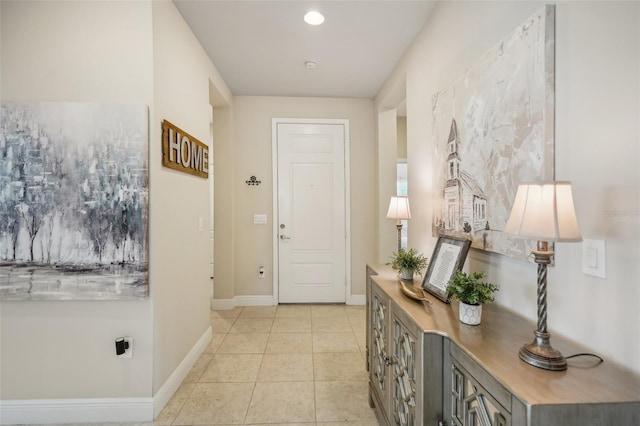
[503,182,582,371]
[386,196,411,252]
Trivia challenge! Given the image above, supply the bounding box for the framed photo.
[422,236,471,302]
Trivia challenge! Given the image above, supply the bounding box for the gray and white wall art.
[431,6,555,260]
[0,102,149,300]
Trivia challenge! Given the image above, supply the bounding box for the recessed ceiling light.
[304,11,325,26]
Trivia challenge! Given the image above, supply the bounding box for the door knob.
[280,235,291,240]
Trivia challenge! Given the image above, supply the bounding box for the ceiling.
[173,1,435,99]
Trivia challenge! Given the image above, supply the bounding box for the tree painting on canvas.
[431,6,555,261]
[0,102,148,300]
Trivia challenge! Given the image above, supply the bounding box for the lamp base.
[395,224,403,252]
[519,330,567,371]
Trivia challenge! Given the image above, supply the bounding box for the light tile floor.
[153,304,380,425]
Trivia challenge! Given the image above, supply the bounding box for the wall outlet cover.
[582,239,606,279]
[254,214,268,224]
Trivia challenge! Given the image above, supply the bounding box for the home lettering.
[162,120,209,179]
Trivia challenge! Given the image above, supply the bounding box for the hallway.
[155,304,380,425]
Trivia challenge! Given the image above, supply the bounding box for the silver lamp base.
[519,330,567,371]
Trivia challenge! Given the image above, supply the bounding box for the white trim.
[210,298,235,310]
[211,294,361,307]
[272,120,280,304]
[343,121,352,305]
[0,397,153,424]
[347,294,366,306]
[271,118,352,305]
[211,295,276,309]
[153,326,212,417]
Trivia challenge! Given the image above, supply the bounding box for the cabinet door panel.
[370,286,391,420]
[392,316,417,425]
[449,360,511,426]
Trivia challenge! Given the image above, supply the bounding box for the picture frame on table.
[422,235,472,303]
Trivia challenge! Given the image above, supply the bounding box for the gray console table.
[366,264,640,426]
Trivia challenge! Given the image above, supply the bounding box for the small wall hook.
[246,175,261,186]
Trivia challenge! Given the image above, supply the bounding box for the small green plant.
[387,248,428,275]
[446,270,499,305]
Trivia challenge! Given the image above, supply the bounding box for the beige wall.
[0,0,233,407]
[0,0,155,398]
[397,117,407,160]
[151,0,232,394]
[377,109,399,262]
[212,105,235,301]
[376,1,640,375]
[215,96,376,302]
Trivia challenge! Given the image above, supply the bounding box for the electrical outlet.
[116,337,133,358]
[258,266,265,279]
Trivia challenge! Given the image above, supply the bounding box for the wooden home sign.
[162,119,209,179]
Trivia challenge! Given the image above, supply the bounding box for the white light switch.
[582,239,606,279]
[254,214,267,224]
[585,247,598,268]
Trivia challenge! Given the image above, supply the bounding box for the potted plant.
[446,270,499,325]
[388,248,428,281]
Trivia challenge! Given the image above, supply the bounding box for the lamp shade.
[386,196,412,220]
[503,182,582,242]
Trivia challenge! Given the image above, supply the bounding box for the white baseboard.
[0,326,213,425]
[348,294,366,305]
[211,295,365,308]
[0,397,153,424]
[211,295,275,309]
[153,325,212,417]
[210,298,235,310]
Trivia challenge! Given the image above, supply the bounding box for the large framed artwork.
[431,5,555,260]
[0,102,149,300]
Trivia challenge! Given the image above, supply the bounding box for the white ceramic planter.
[400,268,414,281]
[459,302,482,325]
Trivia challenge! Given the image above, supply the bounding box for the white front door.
[275,121,347,303]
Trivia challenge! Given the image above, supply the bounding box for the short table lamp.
[386,196,411,252]
[503,182,582,371]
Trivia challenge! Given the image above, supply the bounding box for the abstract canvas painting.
[431,6,555,260]
[0,102,149,300]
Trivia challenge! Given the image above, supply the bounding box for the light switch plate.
[582,239,606,279]
[254,214,267,224]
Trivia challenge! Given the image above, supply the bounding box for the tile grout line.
[167,304,371,425]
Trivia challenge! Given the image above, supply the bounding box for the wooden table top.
[368,264,640,406]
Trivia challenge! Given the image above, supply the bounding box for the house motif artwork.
[441,119,488,234]
[431,6,555,261]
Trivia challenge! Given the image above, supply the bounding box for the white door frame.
[271,118,351,304]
